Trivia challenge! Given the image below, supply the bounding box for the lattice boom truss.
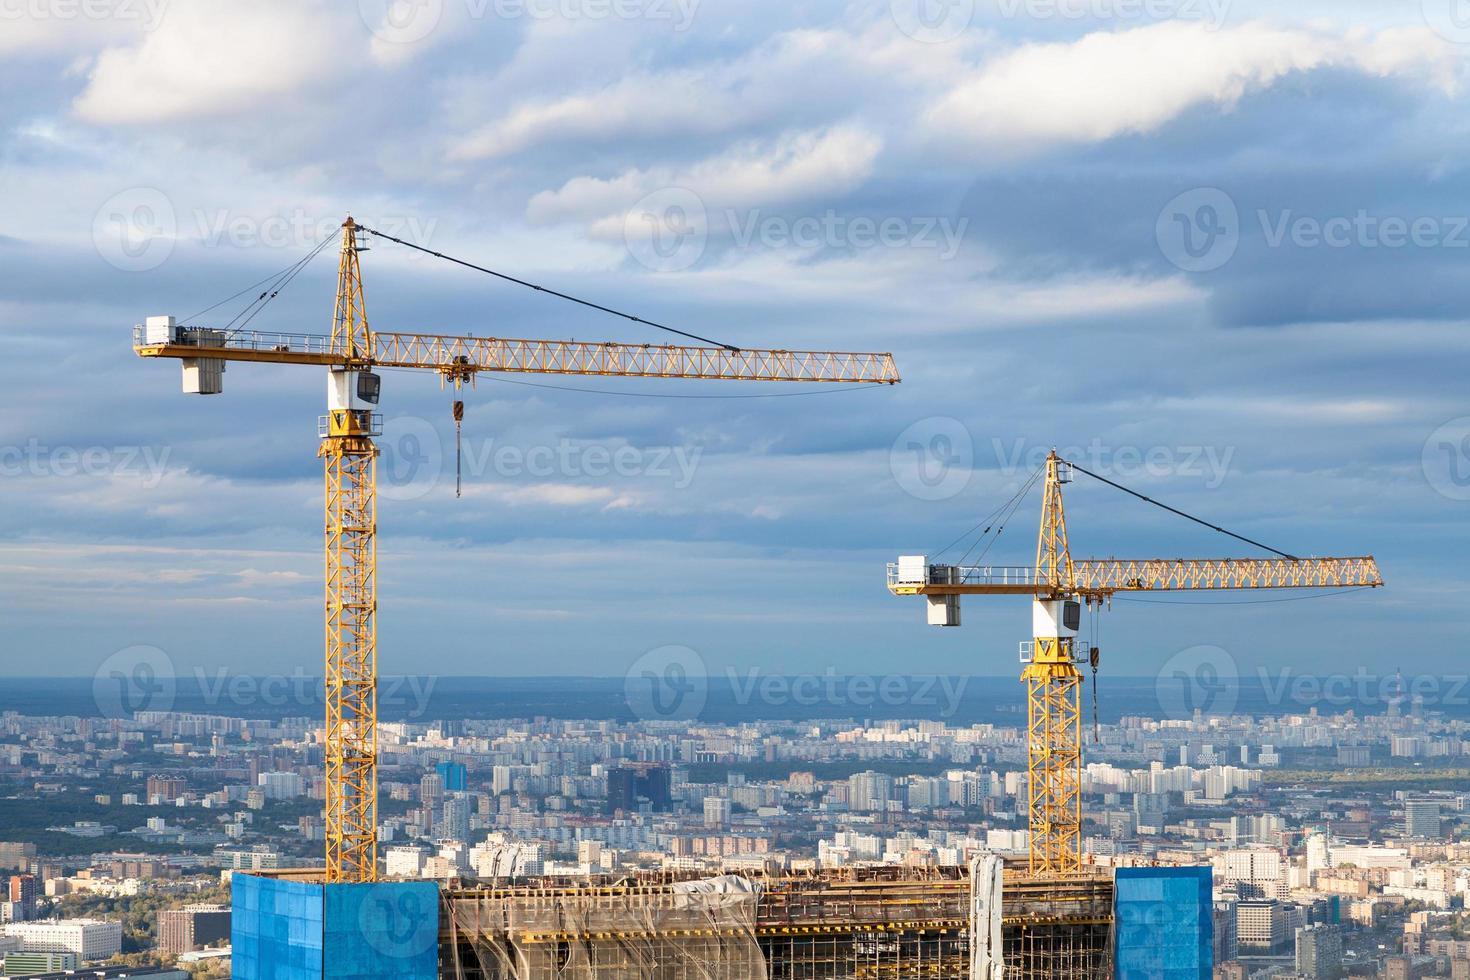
[1071,556,1383,594]
[376,334,900,383]
[134,328,901,384]
[440,866,1113,980]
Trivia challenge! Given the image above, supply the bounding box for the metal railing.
[317,413,383,438]
[134,324,340,357]
[888,563,1039,589]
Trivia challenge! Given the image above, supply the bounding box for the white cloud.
[446,24,972,162]
[467,482,623,507]
[0,2,158,57]
[72,0,341,124]
[449,71,742,162]
[526,126,883,234]
[926,21,1458,152]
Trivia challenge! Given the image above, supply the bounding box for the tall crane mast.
[135,216,901,883]
[889,450,1382,875]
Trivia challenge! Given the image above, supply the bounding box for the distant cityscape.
[0,678,1465,977]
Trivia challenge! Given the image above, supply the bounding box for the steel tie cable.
[360,225,741,351]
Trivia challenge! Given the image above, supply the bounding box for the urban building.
[419,772,444,807]
[157,905,230,956]
[145,776,185,802]
[703,796,731,828]
[439,794,472,844]
[258,771,305,800]
[3,950,78,973]
[605,763,672,815]
[1404,799,1442,839]
[436,761,468,792]
[0,846,34,874]
[5,878,36,922]
[385,846,427,878]
[1212,900,1237,963]
[1294,922,1342,979]
[847,770,895,813]
[2,919,123,961]
[1236,901,1289,953]
[1218,847,1284,899]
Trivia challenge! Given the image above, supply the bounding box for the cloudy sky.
[2,0,1468,689]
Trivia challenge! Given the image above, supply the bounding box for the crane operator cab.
[323,367,382,438]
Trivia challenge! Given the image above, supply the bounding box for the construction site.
[437,864,1114,980]
[231,861,1133,980]
[135,218,1377,979]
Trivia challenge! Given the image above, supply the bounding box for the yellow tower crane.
[889,450,1382,875]
[135,216,901,883]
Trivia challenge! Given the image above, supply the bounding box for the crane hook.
[452,400,465,498]
[1088,601,1101,743]
[1089,646,1101,743]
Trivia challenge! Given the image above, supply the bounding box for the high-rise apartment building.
[1295,923,1342,979]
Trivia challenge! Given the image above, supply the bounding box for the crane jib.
[133,326,900,384]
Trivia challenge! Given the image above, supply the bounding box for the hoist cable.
[1064,459,1299,560]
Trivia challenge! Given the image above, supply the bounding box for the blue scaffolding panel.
[1114,866,1213,980]
[232,873,438,980]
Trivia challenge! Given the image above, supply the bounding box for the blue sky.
[1,0,1467,688]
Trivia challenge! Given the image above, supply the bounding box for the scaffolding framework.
[440,866,1113,980]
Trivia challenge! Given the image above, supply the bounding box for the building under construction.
[232,860,1210,980]
[440,863,1114,980]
